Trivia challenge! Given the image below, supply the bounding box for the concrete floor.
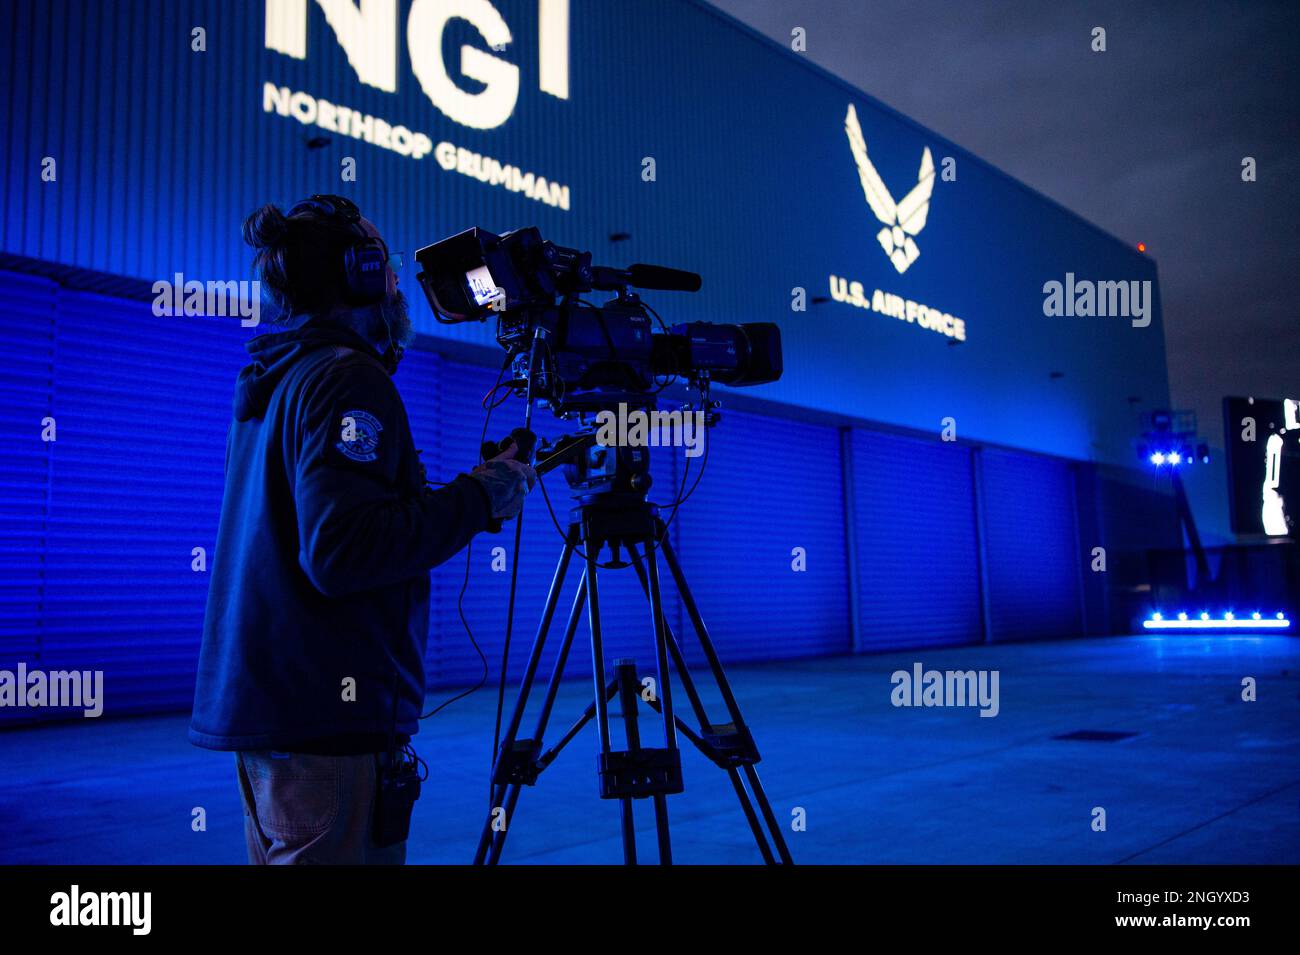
[1,635,1297,864]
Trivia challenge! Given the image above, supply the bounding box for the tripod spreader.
[599,659,684,799]
[634,701,762,771]
[488,661,685,799]
[489,738,545,787]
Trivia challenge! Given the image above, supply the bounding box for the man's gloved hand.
[469,442,536,521]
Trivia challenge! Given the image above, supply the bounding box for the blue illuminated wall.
[0,0,1178,725]
[0,0,1169,465]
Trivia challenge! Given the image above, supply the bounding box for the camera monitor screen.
[466,264,500,307]
[1223,395,1300,537]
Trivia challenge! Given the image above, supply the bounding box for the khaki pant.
[235,751,407,865]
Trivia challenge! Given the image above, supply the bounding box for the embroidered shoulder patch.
[336,409,383,463]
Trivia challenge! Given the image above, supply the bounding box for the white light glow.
[1144,614,1291,630]
[845,103,934,274]
[538,0,570,100]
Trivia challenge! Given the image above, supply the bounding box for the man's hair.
[242,202,363,319]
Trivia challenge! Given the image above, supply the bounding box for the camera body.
[414,226,782,416]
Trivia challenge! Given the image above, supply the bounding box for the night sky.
[710,0,1299,480]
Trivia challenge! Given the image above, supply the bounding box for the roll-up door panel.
[669,409,851,667]
[850,429,982,650]
[979,449,1082,641]
[32,287,245,716]
[0,271,59,692]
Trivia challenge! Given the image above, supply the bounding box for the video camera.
[414,226,782,416]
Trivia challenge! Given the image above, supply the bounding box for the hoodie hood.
[234,313,394,422]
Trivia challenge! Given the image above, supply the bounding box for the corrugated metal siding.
[0,271,247,722]
[41,290,239,712]
[979,449,1083,641]
[1070,462,1107,635]
[0,267,689,721]
[670,409,851,665]
[0,0,1172,718]
[0,272,57,674]
[850,429,983,650]
[0,0,1169,466]
[3,266,1127,724]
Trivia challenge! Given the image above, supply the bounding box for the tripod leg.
[725,769,776,864]
[657,532,795,865]
[658,533,747,725]
[496,523,581,753]
[482,570,590,865]
[631,548,778,862]
[583,517,637,865]
[473,525,579,864]
[642,535,678,866]
[616,678,637,868]
[486,782,525,866]
[742,763,793,864]
[584,519,612,756]
[619,798,637,865]
[613,659,671,866]
[530,572,588,739]
[613,660,643,867]
[643,534,678,751]
[627,547,710,727]
[653,794,672,865]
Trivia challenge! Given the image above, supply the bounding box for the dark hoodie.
[189,314,492,753]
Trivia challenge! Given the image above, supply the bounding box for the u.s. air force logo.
[337,410,383,463]
[845,103,934,274]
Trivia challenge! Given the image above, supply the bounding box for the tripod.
[472,489,794,865]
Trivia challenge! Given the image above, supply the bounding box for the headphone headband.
[288,194,363,228]
[285,194,386,307]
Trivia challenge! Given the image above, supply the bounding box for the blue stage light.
[1143,612,1292,630]
[1150,452,1165,465]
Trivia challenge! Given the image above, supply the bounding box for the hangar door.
[849,429,984,650]
[0,270,243,722]
[0,267,689,721]
[978,449,1084,641]
[669,409,852,666]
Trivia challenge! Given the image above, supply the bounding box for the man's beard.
[381,290,414,353]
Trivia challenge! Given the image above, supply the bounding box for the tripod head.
[525,429,654,504]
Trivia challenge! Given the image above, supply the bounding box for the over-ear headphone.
[287,194,388,306]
